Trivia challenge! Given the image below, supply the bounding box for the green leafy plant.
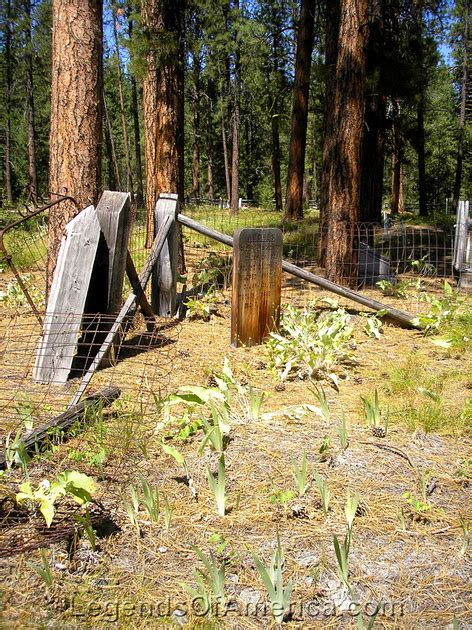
[16,470,96,527]
[269,488,295,509]
[162,493,174,531]
[291,452,308,496]
[362,389,389,436]
[207,454,226,516]
[309,382,331,422]
[74,509,96,551]
[139,476,160,522]
[252,531,292,624]
[184,291,219,321]
[182,545,226,612]
[345,489,360,532]
[402,492,431,516]
[459,514,469,556]
[362,314,383,339]
[5,428,30,474]
[266,304,354,386]
[27,549,54,588]
[412,281,463,335]
[199,400,230,454]
[313,471,330,514]
[376,279,410,298]
[337,412,348,451]
[247,385,265,421]
[162,442,197,499]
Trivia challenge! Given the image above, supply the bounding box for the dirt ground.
[0,286,471,629]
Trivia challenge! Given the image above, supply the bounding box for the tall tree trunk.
[221,93,231,203]
[325,0,369,286]
[104,108,117,190]
[319,0,340,262]
[391,102,402,215]
[48,0,103,294]
[112,4,134,195]
[360,91,386,224]
[230,0,241,215]
[103,94,121,190]
[269,2,283,212]
[4,0,13,204]
[452,0,469,213]
[417,93,427,216]
[359,4,385,225]
[24,0,38,201]
[191,50,201,200]
[127,12,144,206]
[284,0,315,221]
[142,0,185,247]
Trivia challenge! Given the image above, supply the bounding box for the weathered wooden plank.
[33,206,101,383]
[453,200,469,271]
[152,193,179,317]
[0,386,121,469]
[95,191,132,314]
[69,214,173,406]
[231,228,283,347]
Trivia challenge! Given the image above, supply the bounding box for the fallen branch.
[0,386,121,468]
[359,440,414,468]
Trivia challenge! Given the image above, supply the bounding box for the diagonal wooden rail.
[177,213,418,328]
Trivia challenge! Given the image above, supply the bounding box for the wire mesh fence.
[0,202,180,441]
[0,199,461,441]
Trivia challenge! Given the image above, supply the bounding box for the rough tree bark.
[452,0,469,213]
[284,0,315,221]
[24,0,38,200]
[325,0,369,285]
[319,0,340,262]
[142,0,185,247]
[391,102,404,215]
[47,0,103,294]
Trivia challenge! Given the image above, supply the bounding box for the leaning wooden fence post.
[152,193,179,317]
[231,228,283,347]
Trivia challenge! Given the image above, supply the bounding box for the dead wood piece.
[0,386,121,468]
[359,440,414,467]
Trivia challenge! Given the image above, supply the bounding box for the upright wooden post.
[231,228,282,347]
[152,193,179,317]
[95,191,132,314]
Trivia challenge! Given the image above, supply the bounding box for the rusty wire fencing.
[179,204,457,303]
[0,202,180,441]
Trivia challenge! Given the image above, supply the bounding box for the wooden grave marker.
[95,190,132,314]
[33,206,101,383]
[152,193,179,317]
[231,227,282,347]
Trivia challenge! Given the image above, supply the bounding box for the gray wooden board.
[95,191,132,313]
[453,200,470,271]
[152,193,179,317]
[33,206,100,384]
[231,228,283,347]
